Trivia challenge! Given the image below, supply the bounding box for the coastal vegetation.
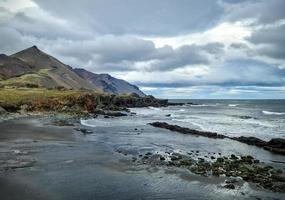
[0,87,167,115]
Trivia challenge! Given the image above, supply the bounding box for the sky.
[0,0,285,99]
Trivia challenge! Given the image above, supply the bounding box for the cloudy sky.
[0,0,285,98]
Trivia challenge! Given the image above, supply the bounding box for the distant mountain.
[0,46,146,96]
[73,68,146,96]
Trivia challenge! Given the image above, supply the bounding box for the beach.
[0,101,284,200]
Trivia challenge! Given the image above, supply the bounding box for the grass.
[0,70,56,88]
[0,88,83,107]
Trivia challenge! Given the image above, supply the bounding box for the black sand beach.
[0,114,284,200]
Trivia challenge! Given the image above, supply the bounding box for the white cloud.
[0,0,37,12]
[147,21,252,48]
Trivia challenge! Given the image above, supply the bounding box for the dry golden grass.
[0,88,88,107]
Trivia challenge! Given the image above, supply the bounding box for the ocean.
[82,99,285,141]
[168,99,285,140]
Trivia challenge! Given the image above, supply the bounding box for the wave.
[244,119,275,128]
[80,119,97,127]
[172,119,207,131]
[228,104,238,107]
[262,110,285,116]
[189,104,218,107]
[148,106,161,111]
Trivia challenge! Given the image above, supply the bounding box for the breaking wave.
[262,111,285,116]
[228,104,238,107]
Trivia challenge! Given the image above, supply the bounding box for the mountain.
[73,68,146,96]
[0,46,146,96]
[10,46,96,90]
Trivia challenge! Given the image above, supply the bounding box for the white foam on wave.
[189,104,218,107]
[172,118,207,131]
[262,110,285,116]
[148,106,161,111]
[179,109,186,112]
[80,119,97,127]
[244,119,275,128]
[228,104,238,107]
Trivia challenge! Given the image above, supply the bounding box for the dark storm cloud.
[247,24,285,60]
[52,39,223,72]
[223,0,285,25]
[133,58,285,88]
[33,0,224,36]
[144,43,224,71]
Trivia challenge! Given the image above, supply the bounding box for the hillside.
[73,68,145,96]
[10,46,96,90]
[0,46,145,96]
[0,54,33,80]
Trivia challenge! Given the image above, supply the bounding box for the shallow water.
[1,112,284,200]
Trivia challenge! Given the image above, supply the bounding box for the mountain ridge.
[0,46,145,96]
[73,68,146,96]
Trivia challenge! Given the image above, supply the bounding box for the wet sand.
[0,116,284,200]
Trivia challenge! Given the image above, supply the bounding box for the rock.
[0,106,7,114]
[241,156,253,164]
[52,119,73,126]
[133,151,284,193]
[271,174,285,182]
[165,114,171,117]
[225,179,239,184]
[159,156,166,161]
[74,128,93,134]
[20,104,29,112]
[223,183,235,189]
[106,112,128,117]
[170,154,182,161]
[272,183,285,193]
[266,138,285,148]
[211,156,215,160]
[180,159,193,166]
[148,122,226,139]
[239,115,252,119]
[231,136,267,147]
[264,138,285,155]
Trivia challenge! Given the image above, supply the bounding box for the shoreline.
[0,107,284,199]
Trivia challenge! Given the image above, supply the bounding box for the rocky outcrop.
[231,136,267,147]
[26,93,168,114]
[121,150,285,193]
[149,122,285,155]
[232,137,285,155]
[149,122,226,139]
